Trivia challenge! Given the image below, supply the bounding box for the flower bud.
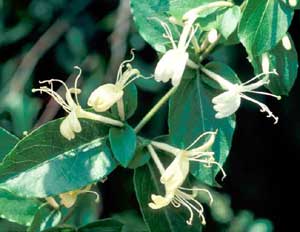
[87,83,124,112]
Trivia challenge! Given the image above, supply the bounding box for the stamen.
[245,90,281,100]
[241,69,278,86]
[175,195,194,225]
[32,87,71,112]
[73,66,82,105]
[240,94,279,124]
[116,49,136,82]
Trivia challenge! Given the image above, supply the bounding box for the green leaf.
[169,0,215,20]
[42,226,76,232]
[128,137,150,169]
[0,219,26,232]
[0,127,19,161]
[238,0,294,56]
[29,204,62,232]
[61,189,99,227]
[1,92,41,136]
[0,119,116,198]
[112,210,148,232]
[217,6,241,39]
[78,218,123,232]
[111,83,138,120]
[109,124,137,167]
[134,161,203,232]
[0,188,42,226]
[251,34,299,96]
[169,73,235,186]
[202,61,241,90]
[130,0,173,53]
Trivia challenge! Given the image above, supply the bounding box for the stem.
[79,110,124,127]
[199,65,232,89]
[134,86,177,133]
[117,98,125,120]
[151,141,180,155]
[60,207,76,225]
[147,145,165,175]
[199,34,221,63]
[46,197,60,209]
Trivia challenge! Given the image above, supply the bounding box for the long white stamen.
[116,50,135,82]
[32,87,71,112]
[73,66,82,105]
[175,195,195,225]
[240,94,278,124]
[241,70,277,86]
[245,90,281,100]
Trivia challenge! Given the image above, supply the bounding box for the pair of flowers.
[153,4,281,123]
[32,56,140,140]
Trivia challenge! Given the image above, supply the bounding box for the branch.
[103,0,131,83]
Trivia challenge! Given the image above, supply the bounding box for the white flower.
[88,53,140,112]
[32,66,123,140]
[148,131,223,225]
[200,66,281,124]
[153,18,196,86]
[155,49,189,86]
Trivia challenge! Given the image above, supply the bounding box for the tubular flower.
[153,18,197,86]
[59,185,99,208]
[88,53,140,112]
[200,66,281,124]
[32,66,123,140]
[148,131,223,225]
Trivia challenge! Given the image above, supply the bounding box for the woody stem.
[134,86,177,133]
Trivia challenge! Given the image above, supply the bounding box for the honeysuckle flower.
[32,66,123,140]
[88,53,140,112]
[200,66,281,124]
[151,131,225,179]
[148,131,223,225]
[59,185,99,208]
[153,18,197,86]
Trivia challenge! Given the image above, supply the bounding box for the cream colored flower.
[88,54,140,112]
[153,18,196,86]
[148,131,222,225]
[32,66,123,140]
[200,66,281,124]
[59,185,99,208]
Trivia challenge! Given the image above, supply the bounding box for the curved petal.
[59,117,75,140]
[160,152,189,192]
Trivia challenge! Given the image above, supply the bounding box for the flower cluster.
[33,54,140,140]
[32,1,285,227]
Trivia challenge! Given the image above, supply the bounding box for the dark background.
[0,0,298,231]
